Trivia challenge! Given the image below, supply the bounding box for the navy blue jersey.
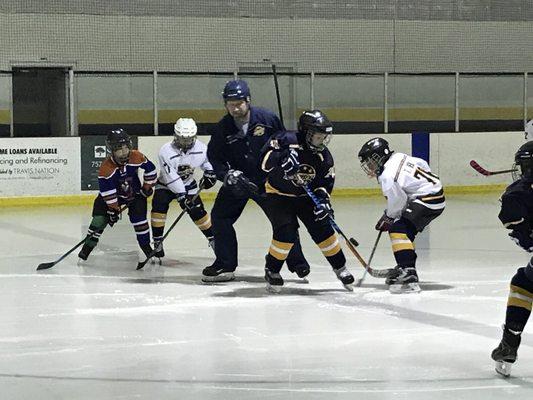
[260,130,335,197]
[499,179,533,233]
[207,106,284,186]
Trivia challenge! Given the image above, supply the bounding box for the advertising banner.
[80,135,138,191]
[0,137,80,196]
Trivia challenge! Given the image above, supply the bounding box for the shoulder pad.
[98,158,118,178]
[128,150,147,165]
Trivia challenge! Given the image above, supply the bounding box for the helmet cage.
[306,129,331,152]
[173,134,196,151]
[106,137,132,166]
[360,152,387,177]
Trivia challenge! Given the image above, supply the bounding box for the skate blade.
[495,361,512,377]
[389,282,421,294]
[201,272,235,283]
[343,283,354,292]
[266,283,282,293]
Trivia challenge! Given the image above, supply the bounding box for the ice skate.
[265,268,284,293]
[202,264,235,282]
[492,341,517,377]
[387,266,421,294]
[333,266,354,291]
[153,240,165,258]
[77,243,94,265]
[289,264,310,282]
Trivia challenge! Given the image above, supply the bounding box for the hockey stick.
[469,160,517,176]
[272,64,284,126]
[355,231,383,287]
[302,185,393,278]
[36,205,127,271]
[136,188,203,270]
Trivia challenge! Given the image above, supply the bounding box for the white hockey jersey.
[378,152,444,219]
[157,139,213,195]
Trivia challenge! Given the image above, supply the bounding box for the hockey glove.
[281,149,300,178]
[509,230,533,252]
[223,169,258,198]
[106,208,120,227]
[201,170,217,190]
[313,201,333,221]
[176,193,194,212]
[375,213,394,231]
[140,184,153,198]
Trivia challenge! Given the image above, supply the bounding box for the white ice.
[1,194,532,399]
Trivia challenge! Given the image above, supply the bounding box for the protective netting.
[0,0,532,72]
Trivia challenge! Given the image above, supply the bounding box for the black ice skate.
[153,240,165,258]
[201,264,235,282]
[386,266,420,294]
[491,326,521,378]
[140,243,158,265]
[265,268,284,293]
[333,266,354,291]
[289,264,311,280]
[77,243,94,262]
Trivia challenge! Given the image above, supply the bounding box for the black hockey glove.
[313,200,333,221]
[140,185,153,198]
[176,193,195,212]
[280,149,300,178]
[509,230,533,252]
[201,170,217,190]
[223,169,258,198]
[375,213,394,231]
[106,208,120,227]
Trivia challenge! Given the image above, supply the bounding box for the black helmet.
[358,137,393,177]
[514,141,533,180]
[222,79,251,101]
[106,128,132,165]
[297,110,333,152]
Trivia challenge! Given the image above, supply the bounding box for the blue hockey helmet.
[222,79,251,101]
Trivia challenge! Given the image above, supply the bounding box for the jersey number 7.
[413,167,438,184]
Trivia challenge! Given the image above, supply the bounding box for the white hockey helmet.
[173,118,197,151]
[525,119,533,141]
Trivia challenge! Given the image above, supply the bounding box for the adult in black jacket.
[202,79,310,282]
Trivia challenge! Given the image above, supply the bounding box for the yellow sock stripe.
[194,214,212,230]
[508,297,533,311]
[510,284,533,299]
[390,232,409,240]
[390,232,414,252]
[151,212,167,228]
[269,240,294,261]
[318,234,341,257]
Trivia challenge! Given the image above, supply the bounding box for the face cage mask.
[110,144,131,165]
[360,154,384,177]
[306,130,331,152]
[174,135,196,151]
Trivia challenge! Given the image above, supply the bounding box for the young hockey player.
[260,110,355,292]
[357,137,445,293]
[150,118,217,258]
[78,129,157,261]
[491,141,533,377]
[202,79,310,282]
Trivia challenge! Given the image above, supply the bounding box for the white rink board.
[0,137,81,196]
[0,131,525,198]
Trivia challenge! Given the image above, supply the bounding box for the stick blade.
[136,261,147,270]
[469,160,490,176]
[36,262,55,270]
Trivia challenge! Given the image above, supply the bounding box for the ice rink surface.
[1,193,533,399]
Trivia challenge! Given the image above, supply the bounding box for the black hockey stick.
[136,188,203,270]
[355,231,383,287]
[303,185,393,278]
[272,64,284,126]
[36,205,127,271]
[469,160,517,176]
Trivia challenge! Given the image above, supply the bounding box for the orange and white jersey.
[378,152,444,219]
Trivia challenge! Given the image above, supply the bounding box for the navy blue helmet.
[222,79,251,101]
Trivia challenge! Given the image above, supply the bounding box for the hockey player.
[150,118,217,258]
[78,129,157,261]
[491,141,533,377]
[202,79,310,282]
[357,138,445,293]
[260,110,355,292]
